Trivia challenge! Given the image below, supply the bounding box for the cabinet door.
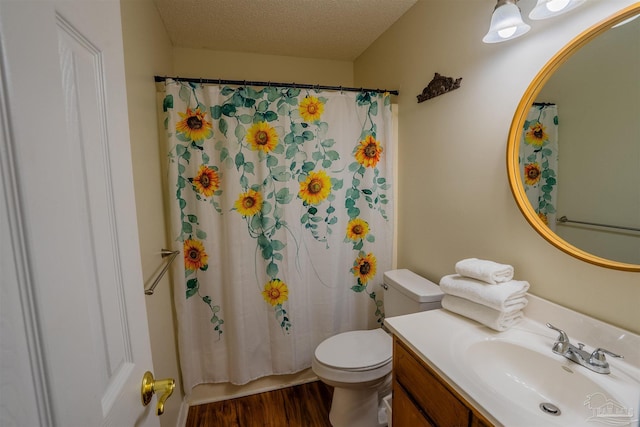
[394,341,471,427]
[472,415,493,427]
[392,383,434,427]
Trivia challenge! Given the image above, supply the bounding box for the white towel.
[439,274,529,311]
[455,258,514,284]
[441,294,524,332]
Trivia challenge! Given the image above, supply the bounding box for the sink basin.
[463,340,636,426]
[385,299,640,427]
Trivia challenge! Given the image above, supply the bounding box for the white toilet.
[312,269,444,427]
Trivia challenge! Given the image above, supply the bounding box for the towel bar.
[556,216,640,233]
[144,249,180,295]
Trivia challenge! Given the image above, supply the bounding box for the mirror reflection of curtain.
[158,79,394,387]
[520,104,559,231]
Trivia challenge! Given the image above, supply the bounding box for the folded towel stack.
[439,258,528,332]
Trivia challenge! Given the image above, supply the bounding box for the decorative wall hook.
[417,73,463,103]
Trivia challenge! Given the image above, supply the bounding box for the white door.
[0,0,162,426]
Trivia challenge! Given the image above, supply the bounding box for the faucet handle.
[546,323,570,353]
[546,323,570,341]
[589,348,623,367]
[546,323,569,341]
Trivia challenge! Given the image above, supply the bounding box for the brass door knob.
[141,371,176,415]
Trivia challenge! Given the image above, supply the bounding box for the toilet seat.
[314,329,392,371]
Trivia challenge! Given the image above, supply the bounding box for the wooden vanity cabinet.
[392,337,494,427]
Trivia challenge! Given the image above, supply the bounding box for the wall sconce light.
[529,0,585,20]
[483,0,585,43]
[483,0,531,43]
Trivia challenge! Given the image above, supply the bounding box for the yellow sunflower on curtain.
[299,170,332,205]
[247,122,279,153]
[192,165,220,197]
[355,135,383,168]
[184,239,208,271]
[352,252,377,285]
[299,96,324,122]
[346,218,369,241]
[524,163,541,185]
[176,107,213,141]
[262,279,289,306]
[234,189,263,217]
[524,122,548,146]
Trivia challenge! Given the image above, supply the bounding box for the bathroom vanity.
[385,294,640,427]
[393,337,492,427]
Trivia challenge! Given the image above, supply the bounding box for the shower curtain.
[520,104,559,230]
[158,79,394,388]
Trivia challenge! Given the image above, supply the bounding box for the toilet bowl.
[312,329,392,427]
[312,269,444,427]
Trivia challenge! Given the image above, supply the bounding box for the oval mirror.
[507,4,640,272]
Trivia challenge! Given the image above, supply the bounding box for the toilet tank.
[383,269,444,317]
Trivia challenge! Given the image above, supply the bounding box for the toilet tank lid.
[383,269,443,303]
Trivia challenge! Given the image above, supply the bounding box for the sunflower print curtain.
[520,104,559,231]
[159,79,394,387]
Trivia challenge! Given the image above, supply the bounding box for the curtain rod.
[154,75,399,96]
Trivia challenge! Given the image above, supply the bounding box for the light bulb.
[546,0,570,12]
[529,0,585,20]
[498,26,518,38]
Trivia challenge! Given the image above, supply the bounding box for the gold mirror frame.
[507,4,640,272]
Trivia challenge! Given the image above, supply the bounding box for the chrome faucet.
[546,323,622,374]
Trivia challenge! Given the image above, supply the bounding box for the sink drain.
[539,402,561,416]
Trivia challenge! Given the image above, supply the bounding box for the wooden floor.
[185,381,334,427]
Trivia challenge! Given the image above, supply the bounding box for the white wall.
[172,47,354,87]
[120,1,181,425]
[537,18,639,264]
[354,0,640,333]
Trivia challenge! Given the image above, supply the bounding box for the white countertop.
[385,294,640,427]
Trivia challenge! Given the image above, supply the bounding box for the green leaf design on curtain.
[163,81,393,336]
[520,104,559,229]
[165,86,225,337]
[344,93,392,324]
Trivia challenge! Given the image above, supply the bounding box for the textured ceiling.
[153,0,418,61]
